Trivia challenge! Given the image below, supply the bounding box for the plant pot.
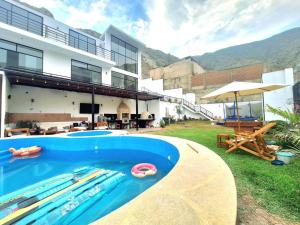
[276,151,295,164]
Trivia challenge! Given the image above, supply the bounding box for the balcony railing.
[0,5,113,61]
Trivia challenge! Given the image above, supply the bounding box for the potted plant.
[160,119,166,128]
[267,105,299,163]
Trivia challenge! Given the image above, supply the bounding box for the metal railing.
[182,99,214,119]
[0,5,113,61]
[43,25,113,60]
[140,87,215,119]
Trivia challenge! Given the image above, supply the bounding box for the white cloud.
[20,0,64,10]
[136,0,300,57]
[20,0,300,58]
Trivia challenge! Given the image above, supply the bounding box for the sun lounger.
[226,122,278,161]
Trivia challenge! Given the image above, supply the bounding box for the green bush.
[160,119,166,128]
[267,105,300,150]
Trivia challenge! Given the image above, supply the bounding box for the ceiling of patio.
[3,68,161,101]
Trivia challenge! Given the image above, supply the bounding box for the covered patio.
[1,68,161,136]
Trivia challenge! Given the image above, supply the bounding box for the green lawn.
[151,121,300,221]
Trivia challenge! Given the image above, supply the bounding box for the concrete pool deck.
[94,134,237,225]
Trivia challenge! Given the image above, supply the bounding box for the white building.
[0,0,210,137]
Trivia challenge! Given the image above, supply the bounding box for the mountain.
[77,29,102,39]
[141,47,179,78]
[192,27,300,80]
[17,0,55,18]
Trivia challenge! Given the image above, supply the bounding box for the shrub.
[267,105,300,150]
[160,119,166,128]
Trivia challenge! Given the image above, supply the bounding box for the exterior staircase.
[140,87,215,120]
[181,99,214,121]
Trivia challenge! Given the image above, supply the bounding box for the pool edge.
[93,134,237,225]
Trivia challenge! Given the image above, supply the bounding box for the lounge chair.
[225,122,279,161]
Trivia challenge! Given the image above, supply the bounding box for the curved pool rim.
[66,130,113,137]
[0,134,180,224]
[0,134,237,225]
[93,134,237,225]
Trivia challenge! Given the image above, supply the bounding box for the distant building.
[149,57,205,92]
[150,59,265,103]
[192,63,265,103]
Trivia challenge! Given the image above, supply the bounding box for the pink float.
[131,163,157,178]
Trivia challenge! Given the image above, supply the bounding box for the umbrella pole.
[234,91,240,131]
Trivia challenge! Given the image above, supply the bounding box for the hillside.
[141,47,179,78]
[17,0,54,18]
[193,27,300,81]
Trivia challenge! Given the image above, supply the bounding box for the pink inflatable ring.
[131,163,157,178]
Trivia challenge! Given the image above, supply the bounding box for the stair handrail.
[182,99,214,119]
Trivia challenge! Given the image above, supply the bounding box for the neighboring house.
[0,0,211,137]
[150,59,266,104]
[149,57,205,93]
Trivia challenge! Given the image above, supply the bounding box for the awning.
[3,68,161,101]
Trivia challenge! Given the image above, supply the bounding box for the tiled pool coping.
[94,134,237,225]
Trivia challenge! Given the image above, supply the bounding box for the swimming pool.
[66,130,112,137]
[0,135,179,224]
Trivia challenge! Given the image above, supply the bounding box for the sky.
[21,0,300,58]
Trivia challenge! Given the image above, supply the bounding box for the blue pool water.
[66,130,112,137]
[0,136,179,224]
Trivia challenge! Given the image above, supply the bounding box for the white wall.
[43,51,71,77]
[163,88,183,98]
[146,99,161,127]
[201,103,226,119]
[183,93,196,104]
[139,78,164,94]
[8,85,148,122]
[263,68,294,121]
[182,107,203,120]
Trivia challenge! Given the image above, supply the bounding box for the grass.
[151,121,300,222]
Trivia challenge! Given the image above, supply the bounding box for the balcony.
[0,3,113,61]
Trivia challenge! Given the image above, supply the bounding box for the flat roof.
[3,68,161,101]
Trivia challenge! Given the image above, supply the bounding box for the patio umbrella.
[201,81,288,129]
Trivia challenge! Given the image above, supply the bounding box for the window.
[0,39,43,72]
[0,0,43,35]
[69,30,96,55]
[111,71,137,91]
[71,60,102,84]
[111,35,138,74]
